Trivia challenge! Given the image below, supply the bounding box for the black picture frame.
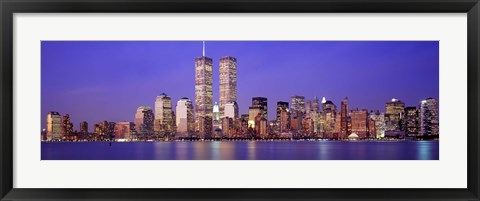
[1,0,479,200]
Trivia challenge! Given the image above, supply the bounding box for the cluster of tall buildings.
[43,42,439,141]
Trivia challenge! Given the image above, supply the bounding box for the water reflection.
[417,141,431,160]
[41,141,439,160]
[248,141,256,160]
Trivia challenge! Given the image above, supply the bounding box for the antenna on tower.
[202,41,205,57]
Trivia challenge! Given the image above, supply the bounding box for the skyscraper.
[94,121,110,140]
[276,101,289,123]
[340,97,349,138]
[369,110,385,138]
[279,107,291,132]
[419,98,439,136]
[79,121,88,134]
[176,97,195,137]
[61,114,74,137]
[46,111,62,141]
[224,101,239,119]
[219,56,237,119]
[213,102,221,133]
[385,98,405,138]
[312,96,320,113]
[154,93,174,135]
[114,122,135,140]
[385,99,405,130]
[195,42,213,138]
[322,100,337,134]
[134,106,154,138]
[305,100,312,116]
[248,107,263,128]
[405,106,419,136]
[290,95,305,118]
[252,97,268,120]
[350,109,368,138]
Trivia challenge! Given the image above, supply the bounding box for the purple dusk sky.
[41,41,439,131]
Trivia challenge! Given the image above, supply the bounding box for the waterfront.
[41,141,438,160]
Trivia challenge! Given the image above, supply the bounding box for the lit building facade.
[221,117,234,138]
[248,107,263,128]
[279,107,291,133]
[340,97,349,138]
[134,106,154,138]
[194,43,213,138]
[276,101,289,122]
[405,106,419,136]
[322,100,337,134]
[79,121,88,134]
[350,109,368,138]
[154,93,174,135]
[252,97,268,120]
[368,119,376,139]
[175,97,195,137]
[385,98,405,138]
[213,102,221,133]
[369,110,385,138]
[219,56,237,119]
[114,122,135,140]
[224,101,239,119]
[305,100,312,116]
[61,114,74,138]
[290,95,305,118]
[419,98,439,136]
[46,111,62,141]
[311,96,320,113]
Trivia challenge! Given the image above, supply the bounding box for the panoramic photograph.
[41,41,439,160]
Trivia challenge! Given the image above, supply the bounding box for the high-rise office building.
[322,100,337,134]
[369,110,385,138]
[385,98,406,138]
[368,119,376,139]
[290,95,305,118]
[219,56,237,119]
[114,122,135,140]
[175,97,195,137]
[224,101,239,119]
[134,106,154,137]
[94,121,111,140]
[419,98,439,136]
[252,97,268,120]
[258,117,268,138]
[213,102,221,132]
[61,114,74,137]
[405,106,419,136]
[79,121,88,134]
[323,100,337,112]
[279,107,291,132]
[154,93,174,135]
[195,42,213,138]
[46,111,62,141]
[385,98,405,130]
[221,117,234,138]
[248,107,263,128]
[312,96,320,113]
[350,109,368,138]
[276,101,289,123]
[340,97,349,138]
[305,100,312,116]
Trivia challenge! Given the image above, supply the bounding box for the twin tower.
[194,42,237,137]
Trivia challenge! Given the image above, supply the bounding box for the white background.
[13,13,467,188]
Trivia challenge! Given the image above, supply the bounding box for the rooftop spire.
[202,41,205,57]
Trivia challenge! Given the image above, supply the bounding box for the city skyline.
[41,41,439,132]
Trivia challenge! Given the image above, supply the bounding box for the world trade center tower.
[194,42,213,138]
[219,56,237,119]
